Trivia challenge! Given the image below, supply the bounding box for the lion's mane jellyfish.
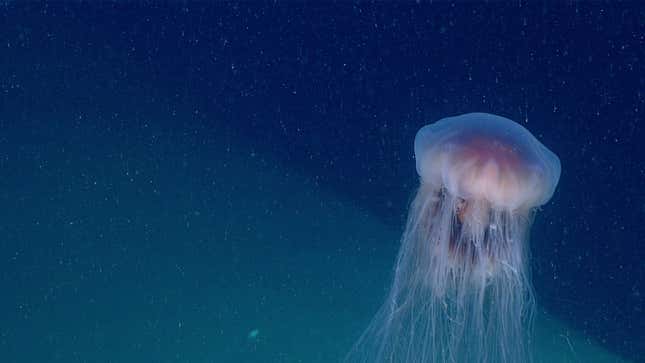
[346,113,561,363]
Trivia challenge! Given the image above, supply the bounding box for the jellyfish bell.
[346,113,561,363]
[415,112,560,212]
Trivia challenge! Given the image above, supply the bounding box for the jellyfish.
[345,113,561,363]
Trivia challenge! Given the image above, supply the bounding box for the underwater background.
[1,2,643,362]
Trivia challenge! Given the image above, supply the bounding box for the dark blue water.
[2,2,643,362]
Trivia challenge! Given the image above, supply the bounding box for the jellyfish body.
[346,113,561,363]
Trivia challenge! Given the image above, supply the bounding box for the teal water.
[0,121,628,362]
